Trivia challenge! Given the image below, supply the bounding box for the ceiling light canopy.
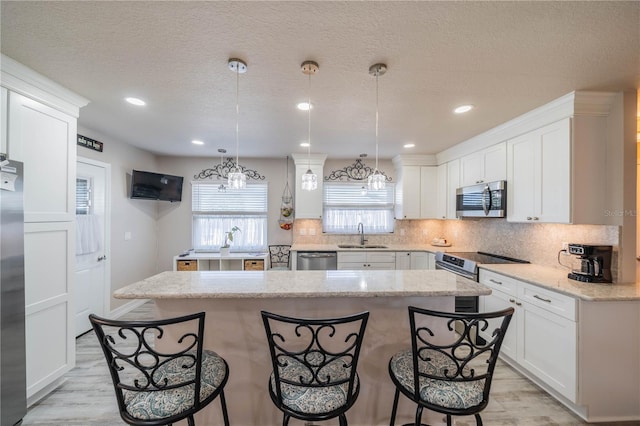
[301,60,319,192]
[227,58,247,189]
[125,97,146,106]
[368,63,387,191]
[454,104,474,114]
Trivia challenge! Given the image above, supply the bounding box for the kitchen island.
[114,269,490,426]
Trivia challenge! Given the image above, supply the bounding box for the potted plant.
[220,226,240,256]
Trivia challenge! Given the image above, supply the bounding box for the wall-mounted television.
[130,169,184,202]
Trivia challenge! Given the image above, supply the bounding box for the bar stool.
[261,310,369,425]
[89,312,230,426]
[388,306,514,426]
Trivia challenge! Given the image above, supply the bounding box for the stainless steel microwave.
[456,180,507,218]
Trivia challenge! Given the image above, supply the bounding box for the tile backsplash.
[293,218,620,280]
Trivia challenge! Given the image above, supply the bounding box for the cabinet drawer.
[243,259,264,271]
[338,252,367,263]
[177,260,198,271]
[367,252,396,263]
[520,283,576,321]
[479,269,518,295]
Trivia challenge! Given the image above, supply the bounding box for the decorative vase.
[220,247,230,256]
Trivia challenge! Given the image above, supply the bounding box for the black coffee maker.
[567,244,612,283]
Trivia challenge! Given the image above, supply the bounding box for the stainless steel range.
[435,251,529,313]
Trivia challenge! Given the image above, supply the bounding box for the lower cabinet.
[395,251,435,270]
[173,255,267,271]
[337,251,396,270]
[478,269,577,402]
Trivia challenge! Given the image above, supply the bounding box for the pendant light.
[227,58,247,189]
[217,148,227,192]
[301,60,319,191]
[368,63,387,191]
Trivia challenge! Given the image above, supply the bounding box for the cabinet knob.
[526,216,532,221]
[533,216,539,221]
[515,302,522,306]
[509,298,516,303]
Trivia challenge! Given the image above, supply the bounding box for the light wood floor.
[21,301,630,425]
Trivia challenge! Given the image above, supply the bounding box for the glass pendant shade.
[301,169,317,191]
[368,170,386,190]
[228,168,246,189]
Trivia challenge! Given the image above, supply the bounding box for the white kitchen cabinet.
[459,142,506,187]
[292,154,327,219]
[1,86,7,155]
[2,55,88,404]
[396,165,421,219]
[395,251,433,270]
[435,160,460,220]
[507,116,607,224]
[507,118,571,223]
[419,166,438,218]
[392,155,438,220]
[337,251,396,270]
[479,269,576,402]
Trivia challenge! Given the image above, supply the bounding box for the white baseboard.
[108,299,149,319]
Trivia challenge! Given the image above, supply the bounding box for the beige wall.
[77,126,159,310]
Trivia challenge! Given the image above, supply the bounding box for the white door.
[75,158,110,336]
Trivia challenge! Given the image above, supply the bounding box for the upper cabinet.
[291,153,327,219]
[459,142,506,186]
[507,113,611,224]
[435,159,460,220]
[507,118,571,223]
[393,155,439,219]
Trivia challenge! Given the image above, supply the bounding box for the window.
[192,182,268,252]
[323,182,395,234]
[76,177,91,215]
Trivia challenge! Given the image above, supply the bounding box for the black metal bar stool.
[388,306,514,426]
[90,312,230,426]
[261,310,369,425]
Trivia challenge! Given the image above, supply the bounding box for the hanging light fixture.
[227,58,247,189]
[217,148,227,192]
[368,63,387,191]
[301,60,319,191]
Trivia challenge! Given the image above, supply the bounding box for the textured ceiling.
[1,1,639,160]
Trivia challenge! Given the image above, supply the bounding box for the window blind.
[323,182,395,234]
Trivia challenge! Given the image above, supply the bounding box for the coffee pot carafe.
[567,244,612,283]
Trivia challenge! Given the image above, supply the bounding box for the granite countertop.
[113,270,491,299]
[290,243,452,253]
[479,264,640,301]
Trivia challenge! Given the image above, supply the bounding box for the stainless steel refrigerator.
[0,158,26,426]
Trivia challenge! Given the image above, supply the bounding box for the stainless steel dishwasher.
[296,251,337,270]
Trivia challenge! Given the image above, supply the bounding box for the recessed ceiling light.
[191,140,204,145]
[403,143,415,148]
[297,102,313,111]
[454,105,474,114]
[125,97,146,106]
[300,142,310,147]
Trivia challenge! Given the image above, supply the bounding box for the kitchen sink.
[337,244,388,249]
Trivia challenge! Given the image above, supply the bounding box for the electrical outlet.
[309,228,316,236]
[561,242,569,252]
[299,228,307,236]
[400,229,405,236]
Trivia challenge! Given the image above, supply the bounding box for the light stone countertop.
[290,243,454,253]
[479,264,640,301]
[113,269,491,299]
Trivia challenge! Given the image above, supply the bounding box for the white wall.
[155,156,295,271]
[77,126,159,309]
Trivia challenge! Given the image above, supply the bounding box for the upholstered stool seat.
[123,350,228,421]
[389,349,484,411]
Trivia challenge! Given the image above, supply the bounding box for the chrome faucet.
[357,222,367,246]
